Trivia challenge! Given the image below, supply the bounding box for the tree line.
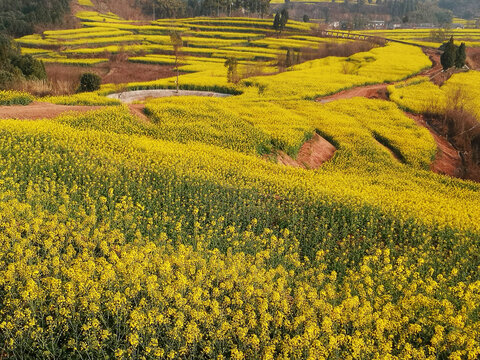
[0,0,70,37]
[327,0,455,26]
[0,34,46,88]
[438,0,480,19]
[141,0,271,19]
[440,36,467,70]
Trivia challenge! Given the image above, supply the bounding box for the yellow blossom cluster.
[388,71,480,120]
[0,90,34,106]
[0,93,478,357]
[2,9,480,359]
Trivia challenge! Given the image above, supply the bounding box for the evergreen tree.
[280,8,289,30]
[273,9,288,33]
[455,42,467,68]
[440,36,456,70]
[273,12,280,31]
[11,54,46,80]
[0,0,70,37]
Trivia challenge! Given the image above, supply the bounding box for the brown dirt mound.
[0,102,103,120]
[272,133,336,169]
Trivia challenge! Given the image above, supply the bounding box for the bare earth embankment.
[273,133,337,169]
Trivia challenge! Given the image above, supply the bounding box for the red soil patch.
[466,48,480,71]
[0,102,103,120]
[273,133,336,169]
[127,104,150,123]
[421,49,450,86]
[319,83,389,104]
[405,113,464,178]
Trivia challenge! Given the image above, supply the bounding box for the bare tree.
[170,31,183,93]
[224,56,238,83]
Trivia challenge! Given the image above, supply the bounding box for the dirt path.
[107,89,232,103]
[0,102,104,120]
[320,49,444,105]
[0,102,149,123]
[466,48,480,71]
[319,83,389,104]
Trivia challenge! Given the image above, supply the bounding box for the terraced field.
[359,28,480,48]
[1,9,480,359]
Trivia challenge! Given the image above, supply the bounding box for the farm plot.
[2,9,480,359]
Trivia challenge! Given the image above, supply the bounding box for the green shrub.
[11,54,46,80]
[77,72,101,93]
[0,70,16,88]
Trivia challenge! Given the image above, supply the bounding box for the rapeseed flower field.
[0,90,34,105]
[389,71,480,119]
[2,8,480,359]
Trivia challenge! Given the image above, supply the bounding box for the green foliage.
[280,8,289,28]
[455,42,467,68]
[0,70,16,88]
[394,0,452,26]
[10,54,46,80]
[303,14,310,23]
[0,33,19,63]
[273,12,281,31]
[273,8,289,33]
[0,34,46,88]
[77,72,101,93]
[438,0,480,17]
[224,56,238,83]
[440,37,467,70]
[0,0,70,37]
[440,36,456,70]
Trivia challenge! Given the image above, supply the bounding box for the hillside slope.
[0,0,71,37]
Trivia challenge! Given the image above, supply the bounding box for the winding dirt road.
[316,49,466,179]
